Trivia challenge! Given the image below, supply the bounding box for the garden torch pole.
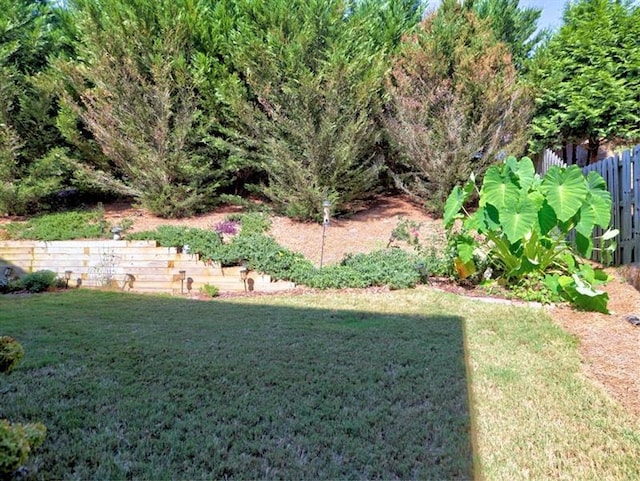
[320,200,331,268]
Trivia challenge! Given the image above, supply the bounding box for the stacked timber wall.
[0,240,295,294]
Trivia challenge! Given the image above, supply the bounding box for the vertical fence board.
[537,149,566,175]
[632,147,640,263]
[620,152,632,263]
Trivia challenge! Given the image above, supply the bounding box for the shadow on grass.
[1,290,473,480]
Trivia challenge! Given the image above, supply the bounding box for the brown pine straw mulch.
[5,195,640,418]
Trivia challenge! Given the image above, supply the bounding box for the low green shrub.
[339,249,422,289]
[3,209,110,240]
[19,270,57,293]
[0,420,47,477]
[0,337,25,374]
[0,278,22,294]
[199,284,220,297]
[0,337,47,477]
[225,212,272,235]
[130,226,223,259]
[129,225,427,290]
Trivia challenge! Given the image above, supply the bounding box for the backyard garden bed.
[97,195,640,420]
[2,194,639,419]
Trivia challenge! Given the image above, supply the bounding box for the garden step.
[0,240,297,295]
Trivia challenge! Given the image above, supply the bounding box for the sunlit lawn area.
[1,289,639,480]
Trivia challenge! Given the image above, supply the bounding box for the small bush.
[0,337,25,374]
[19,270,57,293]
[0,420,47,477]
[3,209,110,240]
[225,212,272,235]
[199,284,219,297]
[130,226,223,259]
[340,249,422,290]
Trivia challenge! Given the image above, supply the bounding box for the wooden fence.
[536,148,566,175]
[581,145,640,265]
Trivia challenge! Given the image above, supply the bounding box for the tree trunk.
[588,136,600,164]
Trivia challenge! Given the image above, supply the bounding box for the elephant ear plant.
[443,156,617,313]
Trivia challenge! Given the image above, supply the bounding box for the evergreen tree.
[472,0,545,69]
[223,0,421,220]
[0,0,75,214]
[385,1,532,213]
[56,0,239,217]
[528,0,640,161]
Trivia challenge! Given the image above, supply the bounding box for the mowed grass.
[1,290,472,480]
[1,289,640,480]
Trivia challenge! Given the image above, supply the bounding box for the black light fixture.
[3,266,13,278]
[64,270,73,289]
[179,270,186,294]
[239,266,249,293]
[320,199,331,268]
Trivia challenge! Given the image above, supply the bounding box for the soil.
[7,195,640,419]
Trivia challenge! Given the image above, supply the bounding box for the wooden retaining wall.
[0,240,295,294]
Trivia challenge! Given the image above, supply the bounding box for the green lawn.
[1,289,639,480]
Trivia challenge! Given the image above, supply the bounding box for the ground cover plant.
[1,209,111,241]
[129,217,430,290]
[2,290,640,480]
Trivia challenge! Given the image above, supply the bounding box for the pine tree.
[385,2,532,213]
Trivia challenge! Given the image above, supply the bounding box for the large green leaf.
[570,274,609,314]
[540,166,588,222]
[576,193,611,238]
[574,230,593,259]
[481,166,519,210]
[537,200,557,235]
[584,172,612,227]
[443,183,472,228]
[512,156,536,191]
[500,197,538,243]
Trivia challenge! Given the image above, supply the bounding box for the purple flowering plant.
[214,220,240,236]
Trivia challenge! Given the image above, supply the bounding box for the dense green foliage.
[55,0,240,217]
[385,1,532,213]
[0,0,76,215]
[2,209,110,240]
[224,0,420,219]
[528,0,640,160]
[444,156,616,312]
[0,0,569,221]
[17,269,58,293]
[472,0,545,70]
[131,221,425,290]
